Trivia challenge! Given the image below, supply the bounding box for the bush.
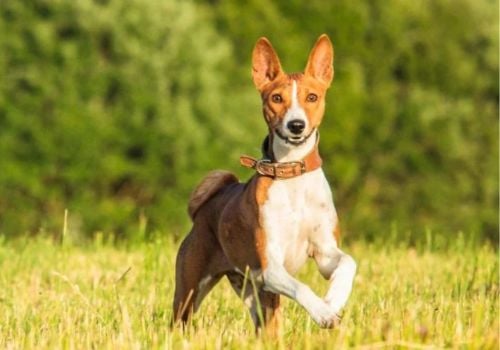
[0,0,497,242]
[209,0,499,241]
[0,0,257,238]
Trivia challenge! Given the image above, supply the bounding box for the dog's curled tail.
[188,170,239,220]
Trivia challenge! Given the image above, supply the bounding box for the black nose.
[287,119,306,135]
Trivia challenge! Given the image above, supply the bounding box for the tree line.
[0,0,497,242]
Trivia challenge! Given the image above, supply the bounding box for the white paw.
[310,302,341,329]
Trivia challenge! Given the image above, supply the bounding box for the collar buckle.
[255,160,305,178]
[255,159,272,176]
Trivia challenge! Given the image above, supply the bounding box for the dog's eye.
[271,94,283,103]
[306,93,318,102]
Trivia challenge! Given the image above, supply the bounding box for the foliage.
[0,236,497,348]
[208,0,499,240]
[0,0,498,240]
[0,0,248,237]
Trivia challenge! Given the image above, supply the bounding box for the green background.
[0,0,498,242]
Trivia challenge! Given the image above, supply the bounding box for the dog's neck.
[262,131,319,163]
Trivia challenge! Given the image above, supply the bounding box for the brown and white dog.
[173,34,356,333]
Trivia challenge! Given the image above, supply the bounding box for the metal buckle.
[255,159,306,178]
[296,160,306,173]
[255,159,271,176]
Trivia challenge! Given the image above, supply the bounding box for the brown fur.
[173,34,339,334]
[173,174,277,329]
[334,224,341,244]
[187,170,239,220]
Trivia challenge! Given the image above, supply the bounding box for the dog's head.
[252,35,334,149]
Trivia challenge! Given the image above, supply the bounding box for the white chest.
[261,169,338,275]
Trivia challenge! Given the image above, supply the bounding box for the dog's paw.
[310,303,341,329]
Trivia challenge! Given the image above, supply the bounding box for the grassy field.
[0,234,497,349]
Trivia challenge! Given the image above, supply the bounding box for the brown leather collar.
[240,135,322,179]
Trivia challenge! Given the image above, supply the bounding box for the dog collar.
[239,134,322,179]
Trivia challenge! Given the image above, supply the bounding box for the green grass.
[0,235,497,349]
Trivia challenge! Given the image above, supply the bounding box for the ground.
[0,234,497,349]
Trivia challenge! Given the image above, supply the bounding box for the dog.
[173,34,356,334]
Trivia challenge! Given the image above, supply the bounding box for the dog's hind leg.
[172,232,202,326]
[172,226,229,327]
[255,291,281,337]
[226,272,281,336]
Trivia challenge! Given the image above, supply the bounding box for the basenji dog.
[173,34,356,334]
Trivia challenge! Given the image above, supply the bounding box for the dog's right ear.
[252,38,283,91]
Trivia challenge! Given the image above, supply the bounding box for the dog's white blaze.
[273,80,316,162]
[289,80,302,116]
[281,81,308,133]
[284,80,308,128]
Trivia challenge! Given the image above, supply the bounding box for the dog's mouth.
[275,128,316,146]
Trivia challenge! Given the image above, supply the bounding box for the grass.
[0,234,497,349]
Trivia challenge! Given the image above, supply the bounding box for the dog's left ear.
[305,34,334,87]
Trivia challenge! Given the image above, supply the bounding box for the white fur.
[198,275,212,290]
[323,254,357,313]
[194,275,213,310]
[260,143,357,327]
[262,169,337,273]
[250,76,356,328]
[272,128,317,162]
[273,80,317,162]
[278,80,309,140]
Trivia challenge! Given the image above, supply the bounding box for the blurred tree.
[207,0,499,241]
[0,0,497,242]
[0,0,257,238]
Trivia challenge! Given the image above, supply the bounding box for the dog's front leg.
[314,246,357,317]
[262,256,339,328]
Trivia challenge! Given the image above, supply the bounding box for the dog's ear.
[305,34,334,87]
[252,37,283,91]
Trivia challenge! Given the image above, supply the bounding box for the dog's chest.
[261,169,338,274]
